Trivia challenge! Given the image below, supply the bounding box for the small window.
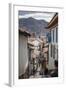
[51,44,52,57]
[53,45,55,59]
[53,30,54,42]
[56,27,58,42]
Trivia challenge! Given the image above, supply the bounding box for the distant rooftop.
[19,27,31,36]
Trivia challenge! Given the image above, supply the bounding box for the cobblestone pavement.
[29,65,46,78]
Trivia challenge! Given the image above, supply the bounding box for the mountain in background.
[19,17,48,37]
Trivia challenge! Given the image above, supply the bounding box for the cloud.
[18,12,55,22]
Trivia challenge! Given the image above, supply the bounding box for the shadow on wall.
[19,66,29,79]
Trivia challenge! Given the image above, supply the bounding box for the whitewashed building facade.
[19,28,30,78]
[46,13,58,70]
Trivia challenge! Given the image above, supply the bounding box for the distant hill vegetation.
[19,17,48,36]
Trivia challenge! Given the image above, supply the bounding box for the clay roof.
[46,13,58,29]
[28,41,34,46]
[19,28,31,36]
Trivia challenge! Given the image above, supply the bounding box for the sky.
[18,11,56,22]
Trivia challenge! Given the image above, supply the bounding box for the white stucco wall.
[51,26,58,43]
[19,34,28,76]
[48,26,58,70]
[48,44,54,70]
[48,44,58,70]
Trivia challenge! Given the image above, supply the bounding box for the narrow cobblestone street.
[29,64,47,78]
[29,65,41,78]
